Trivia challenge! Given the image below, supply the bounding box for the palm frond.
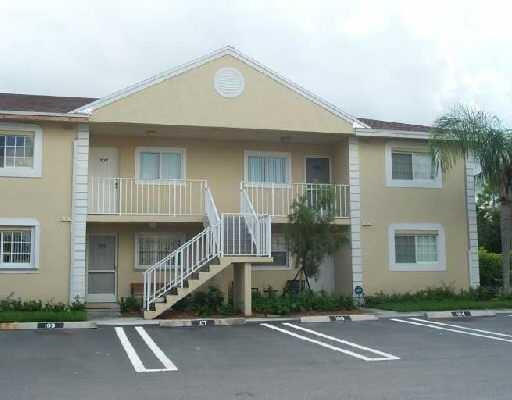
[429,104,512,193]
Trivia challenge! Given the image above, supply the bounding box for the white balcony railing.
[242,182,350,218]
[88,177,207,216]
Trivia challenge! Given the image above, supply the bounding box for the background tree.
[284,190,345,289]
[430,105,512,293]
[477,183,501,253]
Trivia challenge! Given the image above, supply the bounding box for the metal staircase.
[143,185,271,319]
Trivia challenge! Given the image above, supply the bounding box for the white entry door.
[87,234,117,302]
[88,147,119,214]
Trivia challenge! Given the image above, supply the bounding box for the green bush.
[252,289,355,315]
[365,284,499,308]
[172,286,229,316]
[0,293,85,313]
[120,296,142,313]
[479,247,502,288]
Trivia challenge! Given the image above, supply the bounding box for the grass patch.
[0,310,87,322]
[365,286,512,312]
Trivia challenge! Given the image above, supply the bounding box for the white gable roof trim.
[71,46,369,129]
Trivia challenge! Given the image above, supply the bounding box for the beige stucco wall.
[90,55,353,134]
[86,222,307,299]
[0,122,76,302]
[90,134,348,214]
[359,138,470,294]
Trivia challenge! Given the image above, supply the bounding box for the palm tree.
[430,105,512,293]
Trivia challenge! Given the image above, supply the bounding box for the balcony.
[87,177,207,222]
[242,181,350,221]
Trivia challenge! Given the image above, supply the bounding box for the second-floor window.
[136,147,185,181]
[0,134,34,169]
[386,143,442,188]
[392,151,433,181]
[245,151,290,185]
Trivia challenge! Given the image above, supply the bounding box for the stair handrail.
[204,184,220,226]
[240,183,261,254]
[143,222,221,310]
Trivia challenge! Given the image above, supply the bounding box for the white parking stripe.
[391,318,512,343]
[114,327,178,373]
[409,318,512,338]
[135,327,178,371]
[261,323,397,361]
[115,327,146,373]
[283,323,399,360]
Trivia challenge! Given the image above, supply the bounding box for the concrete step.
[86,303,122,320]
[144,257,233,319]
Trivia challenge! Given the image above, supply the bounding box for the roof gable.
[75,46,367,131]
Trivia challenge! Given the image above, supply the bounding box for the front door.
[88,147,119,214]
[305,157,330,184]
[305,157,331,208]
[87,234,117,303]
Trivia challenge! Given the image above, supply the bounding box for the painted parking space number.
[37,322,64,329]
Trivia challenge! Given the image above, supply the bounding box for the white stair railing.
[143,183,272,311]
[144,223,221,310]
[204,184,220,227]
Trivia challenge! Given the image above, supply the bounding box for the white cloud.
[0,0,510,125]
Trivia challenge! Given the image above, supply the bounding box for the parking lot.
[3,315,512,400]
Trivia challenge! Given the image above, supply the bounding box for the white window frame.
[0,218,40,271]
[388,223,446,271]
[0,123,43,178]
[385,142,442,188]
[304,155,332,184]
[244,150,292,187]
[134,232,186,270]
[254,232,291,270]
[134,146,186,184]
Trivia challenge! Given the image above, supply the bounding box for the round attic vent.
[214,67,245,98]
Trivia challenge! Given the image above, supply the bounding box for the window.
[245,151,290,185]
[388,223,445,271]
[392,152,434,180]
[0,218,39,270]
[135,233,184,269]
[0,134,34,168]
[395,234,438,263]
[386,143,441,188]
[0,123,42,178]
[135,147,185,181]
[256,233,289,269]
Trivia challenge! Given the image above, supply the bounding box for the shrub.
[252,289,355,315]
[172,286,228,316]
[364,284,499,307]
[0,293,85,313]
[120,296,142,313]
[479,247,502,288]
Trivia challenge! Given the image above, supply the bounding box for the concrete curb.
[160,318,246,327]
[300,314,378,323]
[94,318,159,326]
[425,310,497,319]
[0,321,96,330]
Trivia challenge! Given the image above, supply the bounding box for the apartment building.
[0,46,479,318]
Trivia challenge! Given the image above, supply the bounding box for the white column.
[69,124,90,302]
[465,153,480,288]
[348,137,363,300]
